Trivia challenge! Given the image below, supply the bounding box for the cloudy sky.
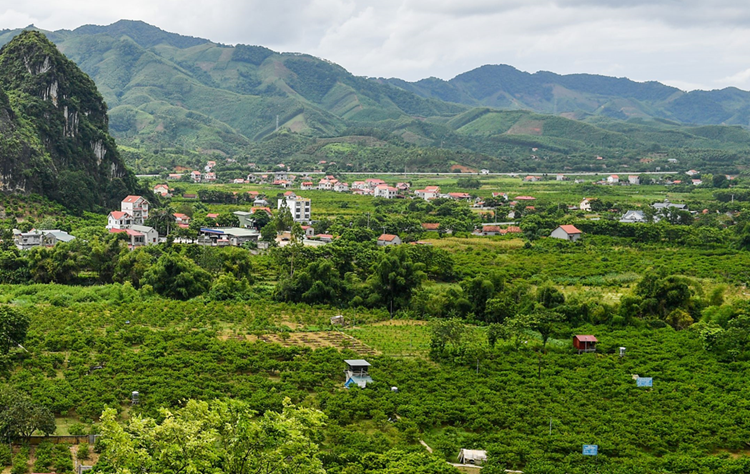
[2,0,750,91]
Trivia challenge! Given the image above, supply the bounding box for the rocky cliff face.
[0,30,137,211]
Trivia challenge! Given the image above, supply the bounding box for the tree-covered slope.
[0,21,465,157]
[0,30,138,211]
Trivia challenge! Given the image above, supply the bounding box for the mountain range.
[1,20,750,174]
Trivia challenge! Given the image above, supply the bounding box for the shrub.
[77,442,90,461]
[68,422,87,436]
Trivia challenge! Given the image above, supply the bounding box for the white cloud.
[3,0,750,90]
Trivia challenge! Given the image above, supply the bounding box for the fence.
[25,434,97,445]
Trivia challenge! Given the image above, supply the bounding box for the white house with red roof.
[374,185,398,199]
[191,170,202,183]
[377,234,401,246]
[414,186,441,200]
[300,181,314,190]
[685,170,700,176]
[107,211,132,230]
[173,213,190,224]
[607,175,619,184]
[550,225,583,242]
[448,192,471,201]
[153,184,170,196]
[366,178,386,189]
[204,172,217,182]
[120,196,149,225]
[524,176,542,182]
[628,175,640,185]
[318,179,334,190]
[352,181,368,191]
[334,182,349,192]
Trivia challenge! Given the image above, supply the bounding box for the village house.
[109,225,159,249]
[524,175,542,182]
[447,192,472,201]
[692,179,703,186]
[377,234,401,246]
[556,174,566,181]
[199,227,260,247]
[579,198,593,212]
[607,175,619,184]
[119,195,150,225]
[481,169,490,175]
[476,225,501,236]
[300,181,314,190]
[318,179,334,190]
[685,169,700,176]
[317,234,334,243]
[153,184,170,196]
[396,182,410,191]
[414,185,441,200]
[653,199,688,213]
[204,172,217,182]
[107,211,132,230]
[13,229,75,250]
[191,170,202,183]
[334,182,349,192]
[301,225,315,238]
[421,223,441,232]
[366,178,386,189]
[173,213,190,225]
[352,181,368,191]
[167,173,183,180]
[550,225,583,242]
[233,178,245,184]
[628,175,640,185]
[374,185,399,199]
[620,210,648,223]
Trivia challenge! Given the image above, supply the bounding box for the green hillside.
[0,30,138,211]
[2,21,750,175]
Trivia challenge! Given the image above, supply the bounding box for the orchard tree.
[97,398,327,474]
[0,306,29,354]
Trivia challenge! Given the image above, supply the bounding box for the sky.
[2,0,750,91]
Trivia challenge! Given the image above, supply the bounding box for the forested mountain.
[0,20,464,159]
[1,21,750,175]
[381,64,750,126]
[0,30,137,211]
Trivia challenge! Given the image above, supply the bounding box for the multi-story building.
[120,196,149,225]
[278,193,311,223]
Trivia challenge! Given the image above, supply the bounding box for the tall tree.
[367,248,425,315]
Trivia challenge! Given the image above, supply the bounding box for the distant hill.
[380,64,750,126]
[0,30,138,211]
[1,21,750,175]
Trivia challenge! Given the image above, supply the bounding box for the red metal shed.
[573,335,598,353]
